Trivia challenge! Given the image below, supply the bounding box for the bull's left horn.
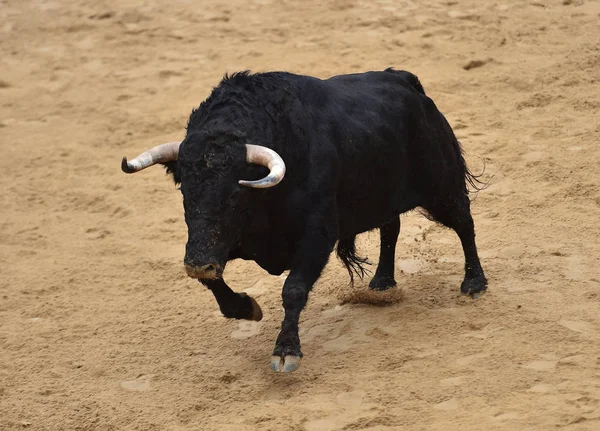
[121,141,181,174]
[238,144,286,188]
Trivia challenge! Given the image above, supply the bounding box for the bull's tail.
[464,155,490,195]
[337,236,371,284]
[455,140,492,197]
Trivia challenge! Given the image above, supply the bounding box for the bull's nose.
[185,263,222,280]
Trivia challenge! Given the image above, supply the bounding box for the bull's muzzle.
[184,263,223,280]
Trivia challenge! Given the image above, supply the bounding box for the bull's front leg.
[201,279,263,321]
[271,204,337,373]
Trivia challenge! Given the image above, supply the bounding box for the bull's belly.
[337,193,419,238]
[335,152,414,237]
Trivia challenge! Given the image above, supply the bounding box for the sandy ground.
[1,0,600,429]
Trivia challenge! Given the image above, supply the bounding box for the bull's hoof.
[271,344,303,373]
[237,293,263,321]
[460,275,488,298]
[220,293,263,321]
[369,275,397,291]
[270,355,301,373]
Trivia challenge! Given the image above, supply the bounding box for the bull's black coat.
[158,68,487,371]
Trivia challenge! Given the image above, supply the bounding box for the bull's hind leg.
[424,197,487,297]
[369,217,400,290]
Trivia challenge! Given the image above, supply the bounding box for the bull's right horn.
[121,141,181,174]
[238,144,286,188]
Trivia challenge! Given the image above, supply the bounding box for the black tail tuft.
[337,236,372,284]
[453,137,492,199]
[464,155,492,198]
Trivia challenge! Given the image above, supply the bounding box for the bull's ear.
[161,161,181,185]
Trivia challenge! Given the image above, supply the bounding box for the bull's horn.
[121,141,181,174]
[239,144,286,188]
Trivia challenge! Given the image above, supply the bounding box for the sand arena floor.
[1,0,600,429]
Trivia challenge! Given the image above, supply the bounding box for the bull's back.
[316,71,457,235]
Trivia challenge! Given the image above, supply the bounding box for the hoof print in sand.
[120,374,153,392]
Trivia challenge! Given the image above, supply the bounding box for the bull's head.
[121,134,286,280]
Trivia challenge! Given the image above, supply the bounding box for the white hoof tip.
[270,355,301,373]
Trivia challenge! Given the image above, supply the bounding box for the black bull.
[121,68,487,372]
